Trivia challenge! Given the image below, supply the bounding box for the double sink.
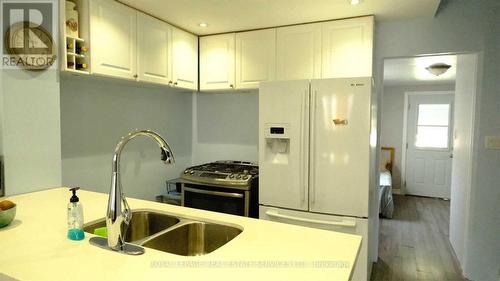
[83,209,242,256]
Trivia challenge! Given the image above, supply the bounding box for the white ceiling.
[383,55,457,86]
[119,0,441,35]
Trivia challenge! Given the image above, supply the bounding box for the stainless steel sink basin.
[84,209,242,256]
[142,222,242,256]
[84,210,180,243]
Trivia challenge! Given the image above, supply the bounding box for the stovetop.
[181,160,258,188]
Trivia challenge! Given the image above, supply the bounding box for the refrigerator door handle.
[265,210,356,227]
[309,90,317,207]
[299,89,308,206]
[299,90,305,205]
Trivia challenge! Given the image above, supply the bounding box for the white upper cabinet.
[321,16,374,78]
[137,12,172,85]
[172,27,198,90]
[276,23,321,80]
[200,33,235,91]
[235,29,276,89]
[90,0,137,80]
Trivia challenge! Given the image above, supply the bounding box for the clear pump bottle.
[67,187,85,240]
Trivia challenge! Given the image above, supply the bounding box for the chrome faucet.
[89,129,174,255]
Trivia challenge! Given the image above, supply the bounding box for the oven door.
[182,183,250,217]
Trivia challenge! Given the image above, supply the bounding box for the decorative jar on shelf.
[65,1,79,38]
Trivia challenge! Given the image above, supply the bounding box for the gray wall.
[380,83,455,190]
[60,75,193,200]
[375,1,500,280]
[0,69,62,195]
[192,91,259,164]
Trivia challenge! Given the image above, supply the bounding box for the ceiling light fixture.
[425,63,452,76]
[198,22,208,28]
[350,0,361,5]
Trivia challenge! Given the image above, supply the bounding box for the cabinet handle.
[173,81,178,86]
[230,84,234,88]
[168,80,173,84]
[133,74,138,78]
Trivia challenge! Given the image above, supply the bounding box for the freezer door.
[309,78,371,217]
[259,206,369,281]
[259,80,309,211]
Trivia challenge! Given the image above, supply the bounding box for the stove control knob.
[243,175,249,180]
[189,170,195,175]
[184,170,189,174]
[236,174,242,179]
[229,174,234,178]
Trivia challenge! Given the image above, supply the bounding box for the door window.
[415,104,450,149]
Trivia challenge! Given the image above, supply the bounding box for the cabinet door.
[321,16,373,78]
[137,12,172,85]
[200,33,235,90]
[276,23,321,80]
[235,29,276,89]
[90,0,137,80]
[172,27,198,90]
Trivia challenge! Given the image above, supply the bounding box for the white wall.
[192,91,259,164]
[375,1,500,280]
[380,84,455,190]
[60,75,193,201]
[449,54,477,267]
[0,69,62,195]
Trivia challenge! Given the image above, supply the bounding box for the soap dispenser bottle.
[67,187,85,240]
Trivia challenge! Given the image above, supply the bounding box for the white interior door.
[405,93,454,198]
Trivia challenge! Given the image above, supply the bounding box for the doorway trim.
[401,90,455,195]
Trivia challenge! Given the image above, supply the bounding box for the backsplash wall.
[60,75,193,200]
[61,76,260,199]
[191,91,259,165]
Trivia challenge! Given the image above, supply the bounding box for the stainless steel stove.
[180,161,259,218]
[181,160,258,188]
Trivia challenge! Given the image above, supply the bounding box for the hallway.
[371,195,465,281]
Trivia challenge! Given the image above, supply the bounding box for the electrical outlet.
[485,136,500,150]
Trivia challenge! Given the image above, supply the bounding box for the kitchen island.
[0,188,361,281]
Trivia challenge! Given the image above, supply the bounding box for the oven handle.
[183,187,244,198]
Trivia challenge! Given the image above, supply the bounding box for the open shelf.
[61,0,90,74]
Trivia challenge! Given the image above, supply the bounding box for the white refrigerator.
[259,78,375,281]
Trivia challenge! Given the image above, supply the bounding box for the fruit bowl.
[0,200,17,228]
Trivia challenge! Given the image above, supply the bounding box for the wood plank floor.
[370,195,466,281]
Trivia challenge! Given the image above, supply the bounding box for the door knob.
[449,154,453,159]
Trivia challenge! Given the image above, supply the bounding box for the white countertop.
[0,188,361,281]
